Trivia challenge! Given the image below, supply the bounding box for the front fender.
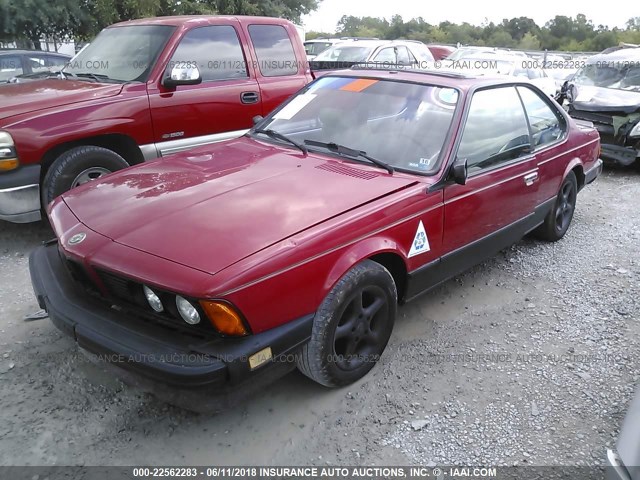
[323,236,406,293]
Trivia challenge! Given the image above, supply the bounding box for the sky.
[301,0,633,33]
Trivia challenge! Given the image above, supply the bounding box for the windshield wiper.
[304,140,394,174]
[254,128,308,156]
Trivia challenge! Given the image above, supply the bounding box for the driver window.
[168,26,248,82]
[457,86,531,174]
[373,48,397,63]
[517,86,565,147]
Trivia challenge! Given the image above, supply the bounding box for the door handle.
[241,92,259,104]
[523,172,539,186]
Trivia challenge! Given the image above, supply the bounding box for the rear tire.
[297,260,397,387]
[534,171,577,242]
[42,146,129,207]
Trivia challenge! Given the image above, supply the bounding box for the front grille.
[96,269,138,304]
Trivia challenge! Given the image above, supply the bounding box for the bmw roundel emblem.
[68,232,87,245]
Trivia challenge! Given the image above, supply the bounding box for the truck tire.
[297,260,397,387]
[42,146,129,207]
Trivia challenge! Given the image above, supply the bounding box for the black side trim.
[0,164,40,189]
[404,198,555,302]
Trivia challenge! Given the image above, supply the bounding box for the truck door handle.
[523,172,539,186]
[241,92,259,104]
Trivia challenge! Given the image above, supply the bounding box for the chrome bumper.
[0,165,42,223]
[0,183,41,223]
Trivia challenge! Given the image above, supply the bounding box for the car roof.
[325,68,518,91]
[110,15,293,27]
[0,49,70,56]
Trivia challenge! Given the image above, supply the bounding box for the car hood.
[570,85,640,114]
[61,138,418,275]
[0,79,123,121]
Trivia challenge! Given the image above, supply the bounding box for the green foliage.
[0,0,320,47]
[312,13,640,52]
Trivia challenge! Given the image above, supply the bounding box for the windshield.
[315,45,375,62]
[64,25,175,82]
[305,42,333,56]
[255,76,459,174]
[572,62,640,91]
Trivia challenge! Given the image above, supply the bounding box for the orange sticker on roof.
[340,79,379,92]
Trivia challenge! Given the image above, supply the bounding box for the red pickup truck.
[0,15,311,223]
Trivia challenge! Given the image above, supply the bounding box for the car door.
[441,85,541,272]
[148,22,262,157]
[515,85,570,207]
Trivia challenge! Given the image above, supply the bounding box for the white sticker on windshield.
[408,221,431,258]
[273,93,316,120]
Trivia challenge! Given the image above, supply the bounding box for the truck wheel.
[42,146,129,206]
[297,260,397,387]
[534,171,577,242]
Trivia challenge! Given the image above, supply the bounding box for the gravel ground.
[0,169,638,469]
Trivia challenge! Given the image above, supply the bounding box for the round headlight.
[176,296,200,325]
[143,285,164,313]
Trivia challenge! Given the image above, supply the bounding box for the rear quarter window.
[248,24,298,77]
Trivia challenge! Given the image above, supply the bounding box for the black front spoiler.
[29,243,313,399]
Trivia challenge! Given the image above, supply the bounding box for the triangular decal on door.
[408,221,431,258]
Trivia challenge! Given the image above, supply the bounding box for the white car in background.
[447,52,557,96]
[311,39,435,70]
[304,38,345,60]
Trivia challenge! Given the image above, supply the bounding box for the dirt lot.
[0,169,638,469]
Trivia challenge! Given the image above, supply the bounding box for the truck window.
[169,26,249,82]
[248,25,298,77]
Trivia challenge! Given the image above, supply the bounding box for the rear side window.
[457,86,531,173]
[248,25,298,77]
[169,25,248,82]
[517,86,565,148]
[0,56,23,81]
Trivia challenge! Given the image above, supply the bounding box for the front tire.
[534,171,577,242]
[297,260,397,387]
[42,146,129,206]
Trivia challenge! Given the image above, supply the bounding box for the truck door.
[243,23,311,116]
[148,21,262,157]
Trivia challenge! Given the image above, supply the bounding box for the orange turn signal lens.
[0,158,19,171]
[200,301,249,336]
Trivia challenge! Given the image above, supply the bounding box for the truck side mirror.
[163,64,202,88]
[451,157,468,185]
[252,115,264,126]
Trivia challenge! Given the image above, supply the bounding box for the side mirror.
[452,157,468,185]
[252,115,264,126]
[162,64,202,88]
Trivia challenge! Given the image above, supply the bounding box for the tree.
[0,0,93,48]
[518,32,541,50]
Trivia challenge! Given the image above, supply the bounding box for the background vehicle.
[446,52,557,96]
[560,46,640,167]
[30,70,601,408]
[310,39,434,72]
[0,50,70,83]
[607,386,640,480]
[427,44,456,61]
[0,15,311,224]
[304,38,344,60]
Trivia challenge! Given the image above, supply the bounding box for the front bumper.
[29,243,313,400]
[0,164,41,223]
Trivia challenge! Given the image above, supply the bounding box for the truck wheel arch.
[39,133,144,183]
